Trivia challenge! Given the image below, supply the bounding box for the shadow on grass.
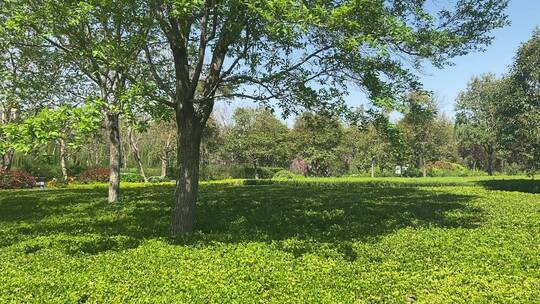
[477,179,540,194]
[0,182,482,257]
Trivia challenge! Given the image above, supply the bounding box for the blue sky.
[347,0,540,119]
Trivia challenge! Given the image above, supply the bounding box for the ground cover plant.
[0,177,539,303]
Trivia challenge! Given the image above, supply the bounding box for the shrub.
[121,173,145,182]
[0,170,37,189]
[426,161,481,177]
[402,167,423,177]
[78,167,110,183]
[290,158,309,175]
[47,178,69,189]
[200,165,283,180]
[148,176,171,183]
[273,170,302,180]
[503,163,522,176]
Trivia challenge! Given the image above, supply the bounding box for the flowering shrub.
[0,170,37,189]
[78,167,110,183]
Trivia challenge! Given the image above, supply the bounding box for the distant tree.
[455,74,504,175]
[501,29,540,175]
[398,92,438,177]
[201,116,224,169]
[224,107,290,178]
[339,124,394,177]
[291,112,345,176]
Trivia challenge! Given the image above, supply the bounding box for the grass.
[0,177,539,303]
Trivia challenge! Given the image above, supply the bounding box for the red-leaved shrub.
[78,167,110,183]
[0,170,37,189]
[290,158,310,176]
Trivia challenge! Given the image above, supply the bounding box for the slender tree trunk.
[171,110,203,236]
[59,139,68,181]
[1,149,14,171]
[1,107,15,171]
[486,146,494,176]
[371,159,375,178]
[128,127,148,182]
[160,155,169,177]
[107,113,121,203]
[253,159,259,179]
[160,133,173,178]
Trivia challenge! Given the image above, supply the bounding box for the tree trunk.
[59,139,68,181]
[171,110,203,236]
[160,156,168,178]
[107,113,121,203]
[128,127,148,182]
[160,133,173,178]
[371,159,375,178]
[1,149,14,171]
[253,159,259,179]
[486,146,494,176]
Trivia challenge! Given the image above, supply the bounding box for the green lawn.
[1,177,539,303]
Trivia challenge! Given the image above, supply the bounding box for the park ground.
[0,176,539,303]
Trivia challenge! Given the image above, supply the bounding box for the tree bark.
[160,156,169,178]
[253,159,259,179]
[59,139,68,181]
[107,113,121,203]
[1,149,14,171]
[171,108,203,236]
[486,145,494,176]
[160,133,173,178]
[128,127,148,182]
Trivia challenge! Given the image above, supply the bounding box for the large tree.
[142,0,509,234]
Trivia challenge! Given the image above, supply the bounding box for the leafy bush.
[402,167,423,177]
[121,173,145,182]
[503,163,522,176]
[200,165,283,180]
[19,159,61,179]
[272,170,303,180]
[148,176,172,183]
[78,167,110,183]
[427,161,482,177]
[0,169,37,189]
[47,178,69,189]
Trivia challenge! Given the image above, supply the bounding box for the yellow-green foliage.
[0,177,539,303]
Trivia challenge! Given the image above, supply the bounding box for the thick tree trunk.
[107,113,121,203]
[486,146,494,176]
[128,127,148,182]
[59,139,68,181]
[171,111,203,236]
